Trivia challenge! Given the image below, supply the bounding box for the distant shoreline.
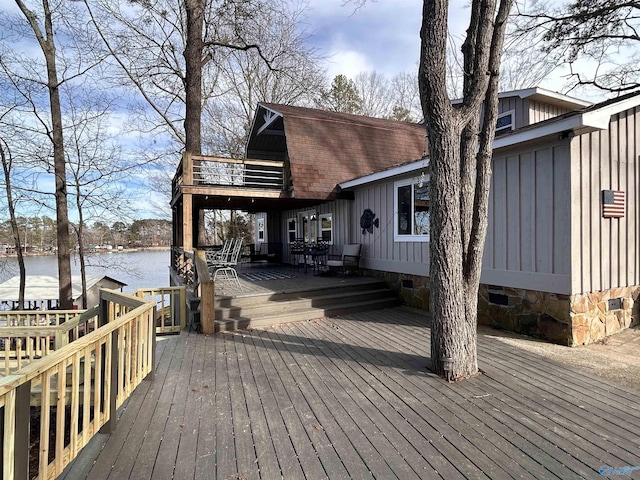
[0,246,171,258]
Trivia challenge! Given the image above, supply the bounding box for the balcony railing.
[172,153,285,196]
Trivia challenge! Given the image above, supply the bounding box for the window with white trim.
[287,218,297,243]
[257,217,265,242]
[319,213,333,243]
[495,110,514,136]
[394,177,430,242]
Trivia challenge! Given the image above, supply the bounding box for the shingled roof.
[248,103,427,200]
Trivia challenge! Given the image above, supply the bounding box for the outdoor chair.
[310,239,330,272]
[205,238,233,266]
[289,238,307,271]
[326,243,361,275]
[209,238,243,289]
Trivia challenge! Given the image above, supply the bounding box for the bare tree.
[0,137,26,309]
[8,0,81,308]
[64,87,135,308]
[514,0,640,94]
[349,0,514,379]
[84,0,316,245]
[202,3,326,157]
[389,71,423,122]
[353,71,392,117]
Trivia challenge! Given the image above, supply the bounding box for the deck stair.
[212,279,399,332]
[215,281,399,332]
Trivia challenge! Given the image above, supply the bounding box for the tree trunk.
[184,0,207,247]
[427,123,478,379]
[419,0,513,380]
[0,142,26,310]
[15,0,73,309]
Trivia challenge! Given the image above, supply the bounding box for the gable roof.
[247,103,427,200]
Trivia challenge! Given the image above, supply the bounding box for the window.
[299,211,317,243]
[319,213,333,243]
[257,217,265,242]
[287,218,297,243]
[495,110,514,136]
[394,177,429,242]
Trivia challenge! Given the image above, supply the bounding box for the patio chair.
[290,238,307,271]
[326,243,361,275]
[210,238,244,289]
[310,239,330,272]
[205,238,233,266]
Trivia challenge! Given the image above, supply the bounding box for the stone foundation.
[363,268,639,346]
[569,286,639,345]
[361,269,430,311]
[477,285,574,344]
[476,284,639,346]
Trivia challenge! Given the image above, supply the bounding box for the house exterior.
[245,88,640,346]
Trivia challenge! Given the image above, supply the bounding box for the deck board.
[72,306,640,480]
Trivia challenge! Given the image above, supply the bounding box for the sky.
[301,0,425,80]
[299,0,606,102]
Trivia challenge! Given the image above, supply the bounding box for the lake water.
[0,250,171,294]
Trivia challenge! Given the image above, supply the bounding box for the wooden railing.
[0,289,156,480]
[0,308,99,376]
[172,153,285,196]
[134,286,186,335]
[172,246,194,286]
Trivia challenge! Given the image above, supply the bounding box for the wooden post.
[15,381,30,480]
[100,329,119,434]
[182,193,193,253]
[194,250,215,334]
[200,280,215,334]
[182,151,193,184]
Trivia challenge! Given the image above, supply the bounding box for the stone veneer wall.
[569,286,639,346]
[362,268,639,346]
[361,269,430,311]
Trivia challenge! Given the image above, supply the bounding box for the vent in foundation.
[608,298,623,311]
[402,279,414,289]
[488,293,509,306]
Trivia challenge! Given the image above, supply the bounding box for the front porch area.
[63,307,640,480]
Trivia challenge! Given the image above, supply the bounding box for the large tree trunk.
[184,0,207,247]
[419,0,513,380]
[15,0,73,309]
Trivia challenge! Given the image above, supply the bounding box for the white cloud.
[324,48,372,80]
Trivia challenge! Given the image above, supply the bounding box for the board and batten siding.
[570,107,640,294]
[350,176,430,277]
[527,100,572,125]
[482,140,572,294]
[275,200,352,263]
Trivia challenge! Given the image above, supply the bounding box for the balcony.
[172,154,286,202]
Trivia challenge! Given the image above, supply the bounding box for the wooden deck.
[63,307,640,480]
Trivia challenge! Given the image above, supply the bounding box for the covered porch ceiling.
[189,191,350,214]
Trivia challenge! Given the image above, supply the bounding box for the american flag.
[602,190,625,218]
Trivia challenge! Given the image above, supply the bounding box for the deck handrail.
[0,308,100,376]
[134,286,187,334]
[172,152,285,195]
[0,288,156,480]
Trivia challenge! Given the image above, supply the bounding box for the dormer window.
[495,110,514,136]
